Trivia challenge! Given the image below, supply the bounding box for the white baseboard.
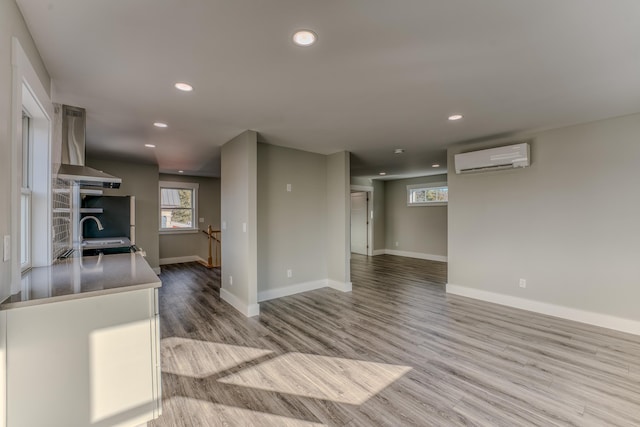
[328,280,352,292]
[446,284,640,336]
[372,249,385,256]
[220,287,260,317]
[159,255,206,265]
[258,279,328,302]
[257,278,353,303]
[383,249,447,263]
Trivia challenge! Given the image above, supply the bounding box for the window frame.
[20,112,33,272]
[159,181,199,234]
[11,37,53,295]
[406,182,448,207]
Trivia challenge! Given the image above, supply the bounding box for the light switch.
[286,184,292,192]
[242,222,247,233]
[222,221,227,230]
[3,235,10,261]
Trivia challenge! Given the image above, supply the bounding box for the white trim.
[327,280,352,293]
[220,287,260,317]
[159,180,199,232]
[159,229,199,235]
[257,278,353,303]
[11,37,52,294]
[372,249,385,256]
[159,255,206,265]
[446,284,640,336]
[258,279,328,302]
[159,181,200,189]
[152,267,161,275]
[406,182,448,207]
[383,249,447,263]
[406,181,447,190]
[350,185,374,256]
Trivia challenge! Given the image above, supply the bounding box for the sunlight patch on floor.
[161,337,273,378]
[159,397,326,426]
[218,352,412,405]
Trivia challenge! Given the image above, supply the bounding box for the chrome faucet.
[78,216,104,246]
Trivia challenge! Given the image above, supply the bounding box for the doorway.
[350,191,370,255]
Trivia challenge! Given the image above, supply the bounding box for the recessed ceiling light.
[174,82,193,92]
[144,144,156,148]
[448,114,463,121]
[394,148,405,154]
[293,30,317,47]
[153,122,168,128]
[432,163,440,168]
[379,172,386,176]
[178,170,184,174]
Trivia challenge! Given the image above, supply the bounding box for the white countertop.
[1,252,161,310]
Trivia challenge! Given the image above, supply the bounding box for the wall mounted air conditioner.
[454,142,530,174]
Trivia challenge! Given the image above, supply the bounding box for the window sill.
[407,202,448,207]
[159,229,199,235]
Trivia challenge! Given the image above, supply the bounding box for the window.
[407,182,448,206]
[159,181,199,232]
[12,37,53,292]
[21,111,32,271]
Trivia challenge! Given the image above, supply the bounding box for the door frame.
[350,185,374,256]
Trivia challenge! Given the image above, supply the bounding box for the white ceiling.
[16,0,640,178]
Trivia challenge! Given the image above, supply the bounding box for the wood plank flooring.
[150,255,640,426]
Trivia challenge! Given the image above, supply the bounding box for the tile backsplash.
[52,177,71,259]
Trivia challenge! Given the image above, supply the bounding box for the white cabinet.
[5,288,160,427]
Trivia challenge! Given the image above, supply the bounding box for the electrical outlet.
[287,269,292,278]
[222,221,227,230]
[519,278,526,288]
[242,222,247,233]
[229,276,233,286]
[395,241,399,247]
[199,217,204,223]
[286,183,292,192]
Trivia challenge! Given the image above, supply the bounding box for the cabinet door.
[7,289,156,427]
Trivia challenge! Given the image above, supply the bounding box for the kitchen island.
[0,252,161,427]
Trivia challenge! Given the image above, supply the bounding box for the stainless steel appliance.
[55,104,122,188]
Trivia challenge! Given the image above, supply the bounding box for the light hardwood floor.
[150,255,640,426]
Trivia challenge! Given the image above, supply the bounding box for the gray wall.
[257,144,327,294]
[448,113,640,321]
[0,0,50,301]
[86,157,160,270]
[221,131,258,311]
[159,173,220,261]
[372,180,385,251]
[326,152,351,285]
[385,175,448,257]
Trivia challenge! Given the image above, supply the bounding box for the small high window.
[159,181,199,232]
[407,182,448,206]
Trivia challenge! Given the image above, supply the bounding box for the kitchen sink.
[82,239,125,246]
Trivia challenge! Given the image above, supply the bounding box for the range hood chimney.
[57,104,121,189]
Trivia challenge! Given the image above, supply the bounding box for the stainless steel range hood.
[56,104,121,188]
[58,164,122,188]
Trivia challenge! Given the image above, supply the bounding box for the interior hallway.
[151,256,640,426]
